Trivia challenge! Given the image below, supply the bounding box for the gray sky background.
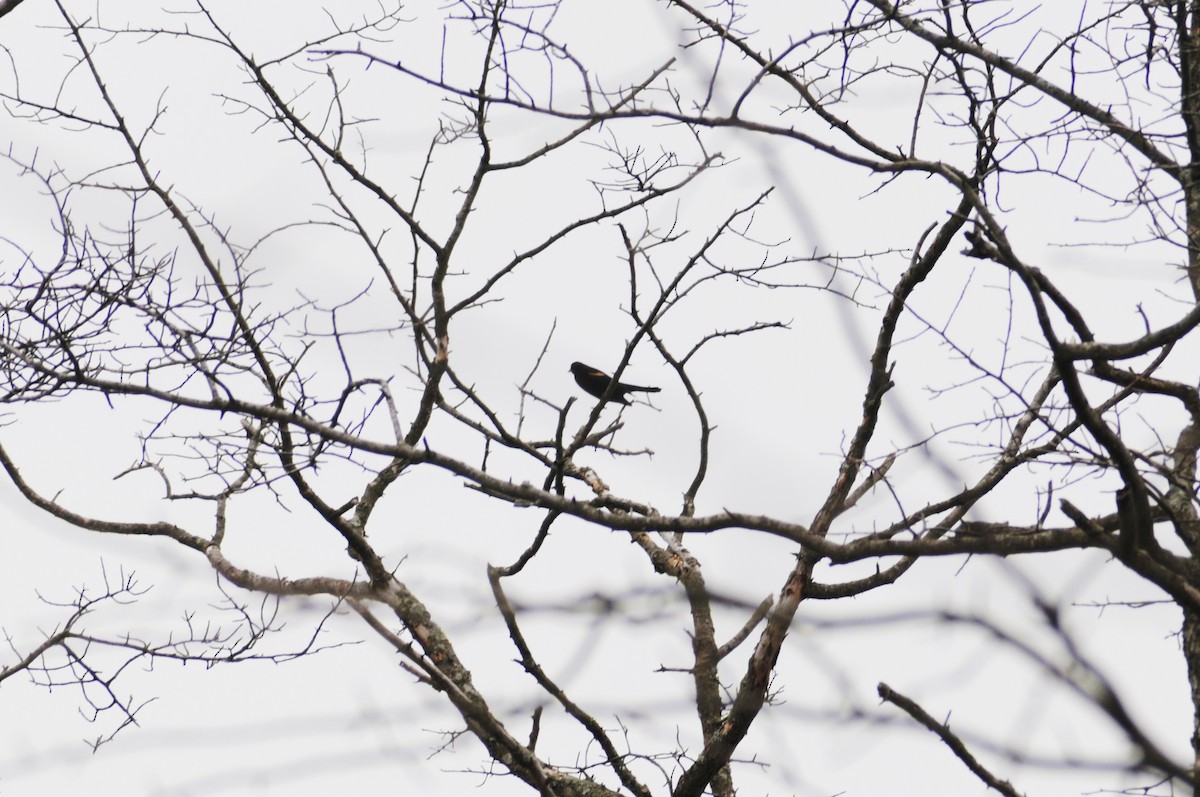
[0,1,1191,795]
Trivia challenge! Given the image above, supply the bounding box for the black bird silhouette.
[570,362,660,405]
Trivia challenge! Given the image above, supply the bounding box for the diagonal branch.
[878,683,1023,797]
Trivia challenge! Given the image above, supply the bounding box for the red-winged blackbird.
[570,361,661,405]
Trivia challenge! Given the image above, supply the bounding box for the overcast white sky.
[0,1,1192,796]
